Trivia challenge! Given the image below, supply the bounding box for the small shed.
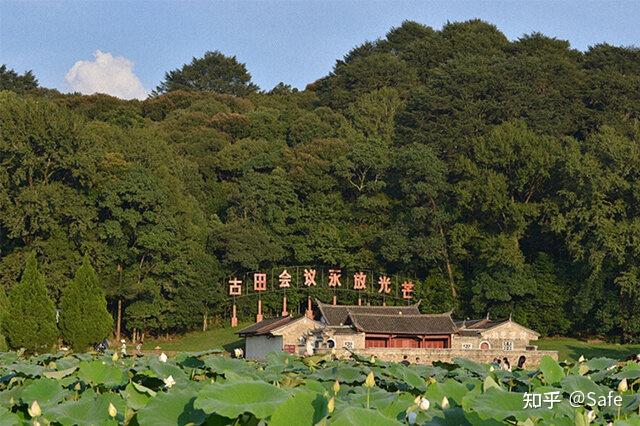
[237,316,322,360]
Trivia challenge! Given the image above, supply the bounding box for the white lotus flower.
[407,411,417,424]
[163,375,176,388]
[28,400,41,417]
[120,339,126,344]
[108,402,117,418]
[441,396,450,409]
[233,348,244,358]
[419,397,430,411]
[159,352,168,363]
[578,355,585,363]
[586,410,596,423]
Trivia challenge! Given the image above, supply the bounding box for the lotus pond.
[0,350,638,425]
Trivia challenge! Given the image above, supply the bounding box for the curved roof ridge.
[346,312,452,317]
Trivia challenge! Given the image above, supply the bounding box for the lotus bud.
[108,402,117,418]
[406,411,417,425]
[441,396,450,409]
[414,395,421,405]
[578,355,585,363]
[74,382,81,391]
[586,410,596,423]
[33,421,41,426]
[618,378,628,392]
[489,365,494,372]
[327,397,335,413]
[159,352,168,363]
[364,371,375,388]
[112,352,118,361]
[418,397,430,411]
[369,355,376,364]
[28,401,41,418]
[332,380,340,394]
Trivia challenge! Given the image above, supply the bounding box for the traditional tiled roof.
[316,300,421,326]
[346,312,457,335]
[237,316,293,336]
[454,318,507,330]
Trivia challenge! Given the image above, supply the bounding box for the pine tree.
[60,255,114,350]
[3,253,58,352]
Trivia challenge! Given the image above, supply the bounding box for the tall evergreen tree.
[60,255,114,350]
[3,253,58,352]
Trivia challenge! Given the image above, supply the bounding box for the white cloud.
[65,50,148,100]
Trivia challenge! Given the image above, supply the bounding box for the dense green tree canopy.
[0,65,38,94]
[155,51,259,96]
[1,19,639,342]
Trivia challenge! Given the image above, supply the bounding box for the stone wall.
[273,316,322,347]
[245,335,283,360]
[337,348,557,368]
[327,331,366,350]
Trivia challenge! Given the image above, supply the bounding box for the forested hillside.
[1,20,639,342]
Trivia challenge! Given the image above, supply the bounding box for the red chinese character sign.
[328,269,341,305]
[253,273,266,322]
[303,268,316,317]
[279,269,291,316]
[304,269,317,286]
[228,277,242,327]
[354,272,367,305]
[226,266,419,327]
[402,281,414,300]
[254,273,267,292]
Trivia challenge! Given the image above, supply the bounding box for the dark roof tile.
[347,312,457,335]
[237,316,292,336]
[317,300,421,326]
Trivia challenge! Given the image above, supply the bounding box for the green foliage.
[1,20,640,342]
[0,352,638,424]
[0,65,38,93]
[155,50,259,95]
[3,253,58,352]
[59,255,113,350]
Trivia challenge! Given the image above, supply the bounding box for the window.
[462,343,473,350]
[480,341,491,350]
[503,341,513,351]
[343,341,354,349]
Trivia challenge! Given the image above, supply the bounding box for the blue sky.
[1,0,639,98]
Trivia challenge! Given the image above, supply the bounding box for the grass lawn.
[141,322,251,353]
[537,337,640,362]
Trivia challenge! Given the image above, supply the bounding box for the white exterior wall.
[245,335,283,360]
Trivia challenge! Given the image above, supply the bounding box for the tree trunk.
[429,196,457,301]
[203,312,208,331]
[116,299,122,341]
